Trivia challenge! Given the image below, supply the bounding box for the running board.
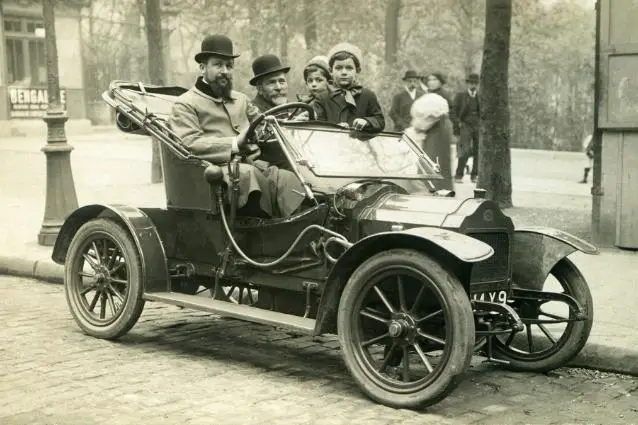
[143,292,316,334]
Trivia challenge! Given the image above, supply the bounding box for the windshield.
[281,126,442,179]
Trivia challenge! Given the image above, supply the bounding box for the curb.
[0,256,63,284]
[570,344,638,376]
[0,256,637,377]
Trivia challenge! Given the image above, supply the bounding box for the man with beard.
[169,34,306,218]
[249,54,290,112]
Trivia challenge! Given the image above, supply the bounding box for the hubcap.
[388,320,407,337]
[353,268,453,388]
[73,236,129,326]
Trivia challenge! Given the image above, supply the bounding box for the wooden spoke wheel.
[221,283,259,306]
[492,258,593,372]
[337,249,475,410]
[64,218,145,340]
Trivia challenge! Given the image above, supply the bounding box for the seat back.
[159,141,219,214]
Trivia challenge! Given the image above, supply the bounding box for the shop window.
[3,16,46,86]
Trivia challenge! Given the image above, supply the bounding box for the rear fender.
[51,204,169,293]
[511,226,598,291]
[313,227,494,336]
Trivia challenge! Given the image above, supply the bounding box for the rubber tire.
[337,248,475,410]
[492,258,594,372]
[64,218,145,340]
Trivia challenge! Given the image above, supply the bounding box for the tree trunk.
[384,0,401,64]
[145,0,165,85]
[459,2,476,76]
[248,4,259,57]
[478,0,512,208]
[145,0,164,183]
[277,0,288,62]
[303,0,317,51]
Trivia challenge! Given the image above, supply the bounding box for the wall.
[597,132,638,248]
[0,0,91,137]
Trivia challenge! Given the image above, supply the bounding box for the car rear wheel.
[492,258,593,372]
[64,218,145,340]
[337,249,475,410]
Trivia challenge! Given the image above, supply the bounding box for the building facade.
[0,0,90,137]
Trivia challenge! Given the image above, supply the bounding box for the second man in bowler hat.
[249,54,290,112]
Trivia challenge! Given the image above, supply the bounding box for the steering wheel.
[245,102,316,145]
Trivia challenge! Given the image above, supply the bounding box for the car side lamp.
[434,189,455,197]
[474,188,487,199]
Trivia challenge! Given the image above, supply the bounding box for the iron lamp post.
[38,0,79,246]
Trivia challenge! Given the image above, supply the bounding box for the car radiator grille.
[467,232,510,283]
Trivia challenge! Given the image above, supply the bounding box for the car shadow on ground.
[111,309,548,414]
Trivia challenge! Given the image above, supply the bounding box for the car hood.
[359,192,512,232]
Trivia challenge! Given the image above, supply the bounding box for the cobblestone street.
[1,276,637,425]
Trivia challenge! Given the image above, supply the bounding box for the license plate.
[471,290,508,304]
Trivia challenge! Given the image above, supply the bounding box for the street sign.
[7,87,67,119]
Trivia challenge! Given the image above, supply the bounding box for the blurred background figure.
[405,92,455,192]
[451,73,481,184]
[389,70,425,132]
[424,72,452,109]
[579,133,594,184]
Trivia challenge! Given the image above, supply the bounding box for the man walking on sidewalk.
[451,73,480,184]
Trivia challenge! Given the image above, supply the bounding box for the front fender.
[511,226,598,291]
[313,227,493,336]
[52,204,169,293]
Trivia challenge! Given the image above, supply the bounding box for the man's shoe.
[471,176,477,183]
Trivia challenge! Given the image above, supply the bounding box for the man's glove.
[244,143,261,162]
[233,125,252,152]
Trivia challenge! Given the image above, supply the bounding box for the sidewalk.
[0,130,636,377]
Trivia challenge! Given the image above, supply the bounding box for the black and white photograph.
[0,0,637,424]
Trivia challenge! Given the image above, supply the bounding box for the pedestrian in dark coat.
[312,42,385,132]
[389,70,425,132]
[451,73,480,183]
[405,93,455,192]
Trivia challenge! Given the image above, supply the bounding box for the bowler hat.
[194,34,239,63]
[402,70,419,80]
[466,73,480,83]
[249,54,290,86]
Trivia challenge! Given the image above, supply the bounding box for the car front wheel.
[337,248,475,410]
[492,258,593,372]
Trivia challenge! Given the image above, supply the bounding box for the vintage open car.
[51,80,597,410]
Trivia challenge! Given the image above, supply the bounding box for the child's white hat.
[327,43,362,68]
